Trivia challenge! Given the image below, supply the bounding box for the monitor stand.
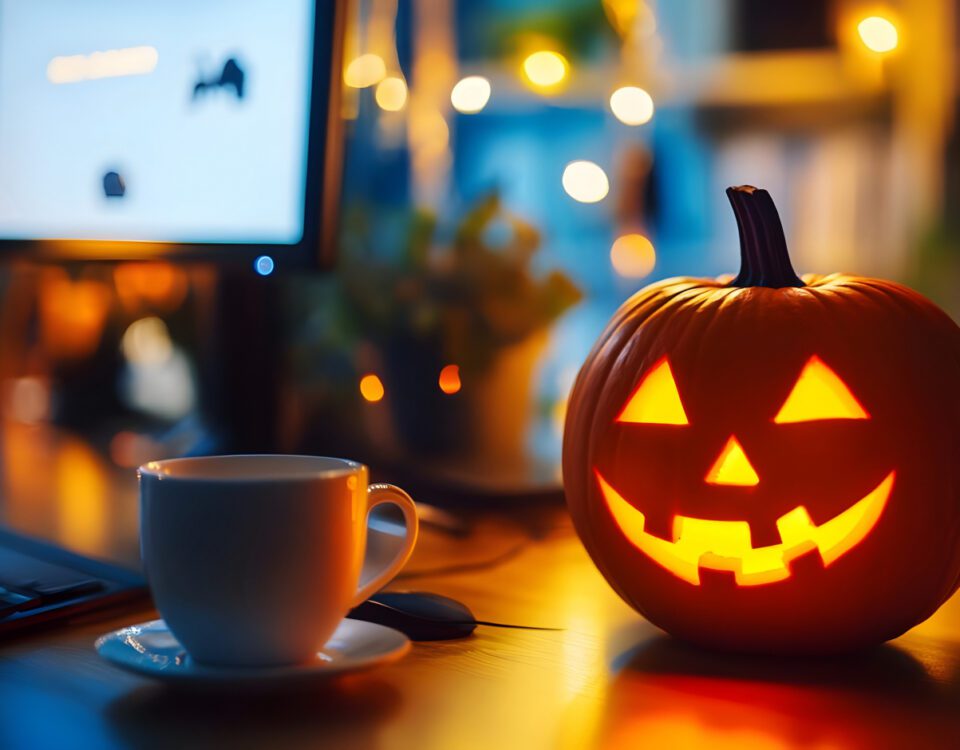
[203,268,282,454]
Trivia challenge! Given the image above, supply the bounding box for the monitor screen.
[0,0,340,260]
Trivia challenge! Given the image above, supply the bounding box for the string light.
[451,76,491,113]
[359,374,385,403]
[375,76,408,111]
[610,234,656,278]
[438,365,462,394]
[344,53,386,88]
[562,161,609,203]
[521,50,568,92]
[610,86,654,125]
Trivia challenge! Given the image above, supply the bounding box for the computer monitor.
[0,0,343,267]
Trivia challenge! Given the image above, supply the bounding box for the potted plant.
[337,193,581,462]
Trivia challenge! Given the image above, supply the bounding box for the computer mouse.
[347,591,477,641]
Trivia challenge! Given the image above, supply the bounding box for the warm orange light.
[359,374,385,403]
[114,262,188,312]
[857,16,898,53]
[597,471,894,586]
[438,364,462,394]
[521,50,568,92]
[5,377,50,424]
[344,54,386,88]
[109,430,160,468]
[774,356,869,423]
[375,76,408,111]
[610,233,656,278]
[409,106,450,159]
[617,357,688,425]
[704,436,759,487]
[38,272,111,360]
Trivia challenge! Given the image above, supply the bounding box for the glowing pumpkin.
[563,186,960,654]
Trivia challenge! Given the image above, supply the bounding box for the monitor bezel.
[0,0,344,269]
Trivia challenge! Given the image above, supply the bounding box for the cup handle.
[351,483,419,607]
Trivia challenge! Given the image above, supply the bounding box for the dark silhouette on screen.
[103,170,126,198]
[193,58,246,101]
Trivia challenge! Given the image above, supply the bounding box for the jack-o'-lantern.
[563,186,960,653]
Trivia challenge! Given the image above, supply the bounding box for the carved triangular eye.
[774,356,869,423]
[617,357,689,425]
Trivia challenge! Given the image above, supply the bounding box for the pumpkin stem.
[726,186,804,288]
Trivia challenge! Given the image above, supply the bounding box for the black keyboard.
[0,528,146,635]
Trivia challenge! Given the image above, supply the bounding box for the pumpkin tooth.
[785,544,828,578]
[640,510,675,542]
[747,519,783,548]
[697,567,740,589]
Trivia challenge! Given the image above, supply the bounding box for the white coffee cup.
[138,455,418,667]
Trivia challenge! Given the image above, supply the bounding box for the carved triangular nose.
[705,435,759,487]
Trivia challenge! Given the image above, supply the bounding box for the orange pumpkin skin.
[563,188,960,654]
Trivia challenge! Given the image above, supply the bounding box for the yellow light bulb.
[521,50,568,92]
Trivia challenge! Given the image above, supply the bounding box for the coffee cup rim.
[138,454,365,483]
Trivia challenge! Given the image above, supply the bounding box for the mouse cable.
[471,620,563,632]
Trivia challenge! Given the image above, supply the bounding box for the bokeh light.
[562,161,609,203]
[438,364,462,394]
[5,377,50,424]
[109,430,161,468]
[610,233,656,278]
[610,86,654,125]
[121,317,173,366]
[375,76,408,111]
[451,76,491,114]
[521,50,568,92]
[114,262,188,311]
[359,374,385,402]
[409,106,450,159]
[254,255,275,276]
[857,16,898,53]
[344,53,386,88]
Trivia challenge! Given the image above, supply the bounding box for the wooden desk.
[2,424,960,749]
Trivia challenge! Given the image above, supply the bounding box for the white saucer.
[95,618,411,686]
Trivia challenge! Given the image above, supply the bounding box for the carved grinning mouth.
[596,471,895,586]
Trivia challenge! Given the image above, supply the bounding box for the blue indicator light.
[254,255,275,276]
